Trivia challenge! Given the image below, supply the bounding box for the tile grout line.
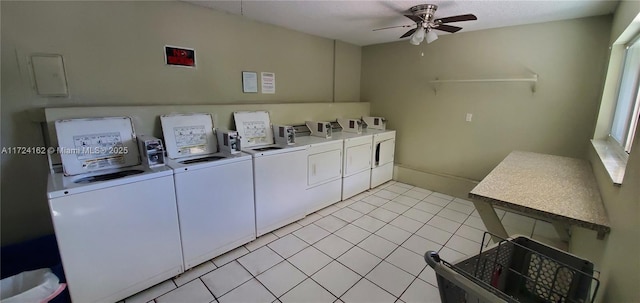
[201,260,250,301]
[382,190,478,299]
[245,209,377,301]
[235,248,286,301]
[273,184,409,300]
[324,186,453,301]
[163,183,362,301]
[149,181,468,302]
[171,261,218,289]
[146,278,179,303]
[273,189,382,300]
[199,277,219,302]
[229,187,448,301]
[227,194,380,301]
[286,202,390,300]
[241,183,542,301]
[268,232,337,301]
[361,190,456,300]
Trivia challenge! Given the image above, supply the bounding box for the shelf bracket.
[432,78,440,95]
[530,74,538,93]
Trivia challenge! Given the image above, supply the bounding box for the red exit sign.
[165,46,196,68]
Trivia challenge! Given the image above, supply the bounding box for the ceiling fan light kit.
[410,28,425,45]
[425,29,438,44]
[374,4,477,46]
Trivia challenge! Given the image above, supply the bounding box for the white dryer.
[369,129,396,188]
[160,114,256,271]
[234,111,307,236]
[334,131,373,200]
[47,117,183,303]
[295,135,343,214]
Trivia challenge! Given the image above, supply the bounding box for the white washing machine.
[234,111,307,236]
[47,117,183,303]
[160,114,256,271]
[369,129,396,188]
[333,131,373,200]
[295,135,343,214]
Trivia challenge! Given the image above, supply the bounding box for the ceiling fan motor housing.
[410,4,440,29]
[410,4,438,21]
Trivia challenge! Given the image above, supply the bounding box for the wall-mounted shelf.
[429,74,538,94]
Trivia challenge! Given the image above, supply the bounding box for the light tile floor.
[124,181,566,303]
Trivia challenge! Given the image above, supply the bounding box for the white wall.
[0,1,363,245]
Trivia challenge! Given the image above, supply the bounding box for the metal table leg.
[551,221,571,242]
[472,200,508,242]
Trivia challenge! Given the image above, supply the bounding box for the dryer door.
[344,143,371,176]
[374,138,395,167]
[308,149,342,186]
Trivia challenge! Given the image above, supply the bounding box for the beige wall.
[361,15,640,301]
[362,16,612,196]
[335,41,362,102]
[577,2,640,302]
[586,126,640,302]
[0,1,362,245]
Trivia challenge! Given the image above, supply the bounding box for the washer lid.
[233,111,274,148]
[160,113,217,159]
[54,117,141,176]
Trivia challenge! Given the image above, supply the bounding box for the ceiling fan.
[374,4,477,45]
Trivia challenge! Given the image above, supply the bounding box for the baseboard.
[393,164,479,200]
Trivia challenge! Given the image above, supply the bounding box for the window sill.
[591,139,627,186]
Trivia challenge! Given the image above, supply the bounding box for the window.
[610,37,640,155]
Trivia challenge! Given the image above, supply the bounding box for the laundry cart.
[424,233,599,303]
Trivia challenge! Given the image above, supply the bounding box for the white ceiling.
[185,0,619,46]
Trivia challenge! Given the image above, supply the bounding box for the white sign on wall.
[242,71,258,93]
[261,72,275,94]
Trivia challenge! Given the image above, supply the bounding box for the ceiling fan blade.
[435,14,477,24]
[404,14,424,23]
[434,24,463,33]
[373,24,413,31]
[400,28,417,38]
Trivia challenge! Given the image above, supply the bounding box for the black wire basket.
[425,232,599,303]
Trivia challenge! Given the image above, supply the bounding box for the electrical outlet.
[466,113,473,122]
